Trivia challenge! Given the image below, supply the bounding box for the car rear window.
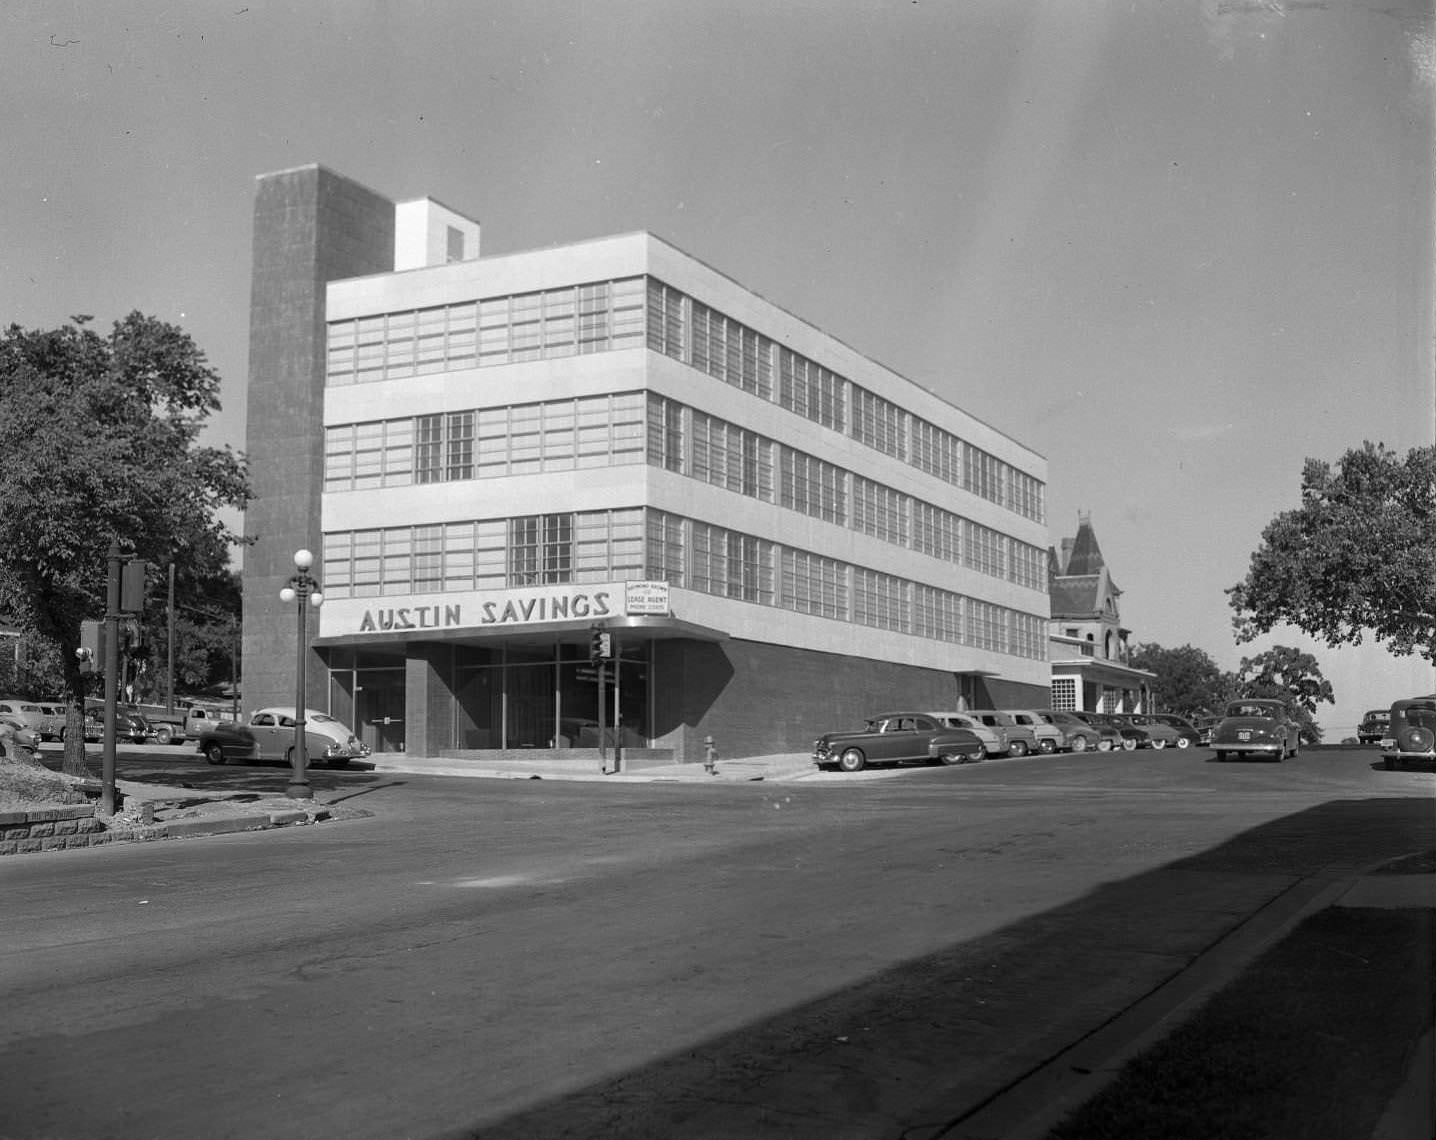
[1402,707,1436,731]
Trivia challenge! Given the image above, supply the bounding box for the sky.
[3,0,1433,735]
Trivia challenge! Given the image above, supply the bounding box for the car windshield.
[1228,704,1276,718]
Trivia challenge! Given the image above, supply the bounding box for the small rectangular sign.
[624,580,670,616]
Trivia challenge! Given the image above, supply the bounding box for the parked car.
[1379,697,1436,770]
[1036,709,1108,752]
[1106,713,1184,750]
[196,707,371,768]
[1147,714,1201,748]
[61,708,104,743]
[1210,699,1301,762]
[966,710,1038,757]
[1193,715,1222,746]
[1358,708,1392,745]
[812,711,987,772]
[34,703,69,742]
[0,715,41,757]
[0,699,49,739]
[1070,711,1143,751]
[1001,710,1065,754]
[85,703,155,744]
[927,711,1009,757]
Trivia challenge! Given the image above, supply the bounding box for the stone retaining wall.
[0,805,109,856]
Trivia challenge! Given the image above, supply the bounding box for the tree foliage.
[1228,442,1436,662]
[1129,642,1235,717]
[0,314,249,771]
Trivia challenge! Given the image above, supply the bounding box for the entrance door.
[354,667,406,753]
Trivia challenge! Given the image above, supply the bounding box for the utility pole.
[166,562,176,715]
[100,545,121,816]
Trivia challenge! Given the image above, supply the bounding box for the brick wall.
[243,166,396,712]
[0,805,107,856]
[650,637,1043,763]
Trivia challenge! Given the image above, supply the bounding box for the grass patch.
[0,758,91,810]
[1048,907,1435,1139]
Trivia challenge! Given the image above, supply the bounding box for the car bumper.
[1380,749,1433,764]
[1214,741,1283,755]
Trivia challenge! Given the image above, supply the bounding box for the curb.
[104,807,333,844]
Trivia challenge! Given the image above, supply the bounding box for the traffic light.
[77,620,106,674]
[589,627,611,661]
[120,559,149,613]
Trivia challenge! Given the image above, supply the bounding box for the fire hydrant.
[703,735,718,775]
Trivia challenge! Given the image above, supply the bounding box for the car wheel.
[205,743,227,766]
[1216,750,1227,762]
[1121,738,1138,751]
[1070,735,1089,753]
[1175,737,1190,748]
[1383,757,1395,771]
[154,724,174,745]
[1008,740,1029,758]
[1038,738,1056,754]
[1152,739,1167,750]
[1097,739,1113,751]
[837,748,866,773]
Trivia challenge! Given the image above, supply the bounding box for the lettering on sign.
[357,590,614,633]
[625,580,671,616]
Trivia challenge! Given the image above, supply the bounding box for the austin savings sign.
[327,581,669,636]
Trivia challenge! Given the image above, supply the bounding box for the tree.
[1129,642,1236,717]
[1228,442,1436,663]
[1236,645,1334,744]
[0,314,249,774]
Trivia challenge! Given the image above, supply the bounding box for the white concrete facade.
[320,231,1050,686]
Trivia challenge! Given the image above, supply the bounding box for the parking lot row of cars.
[0,698,159,745]
[812,707,1212,772]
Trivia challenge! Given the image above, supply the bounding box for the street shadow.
[426,795,1435,1140]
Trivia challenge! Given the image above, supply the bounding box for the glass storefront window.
[451,640,649,751]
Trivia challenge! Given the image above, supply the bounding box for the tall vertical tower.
[242,166,395,710]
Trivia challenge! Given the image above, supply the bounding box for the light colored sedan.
[928,711,1009,757]
[196,707,371,768]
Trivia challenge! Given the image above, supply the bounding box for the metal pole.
[597,659,607,766]
[166,562,175,714]
[100,544,121,815]
[288,591,311,799]
[231,619,239,721]
[611,638,621,773]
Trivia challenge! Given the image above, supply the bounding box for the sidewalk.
[365,750,820,783]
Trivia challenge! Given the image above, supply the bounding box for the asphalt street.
[3,746,1431,1139]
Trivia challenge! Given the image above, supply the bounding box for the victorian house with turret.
[1048,514,1155,713]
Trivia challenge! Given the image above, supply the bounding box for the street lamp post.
[278,549,323,800]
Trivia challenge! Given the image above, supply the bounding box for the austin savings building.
[242,165,1052,766]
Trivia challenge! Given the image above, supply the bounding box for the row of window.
[648,279,1043,522]
[326,392,1047,593]
[324,392,648,488]
[326,274,1044,523]
[321,508,1048,660]
[327,278,647,383]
